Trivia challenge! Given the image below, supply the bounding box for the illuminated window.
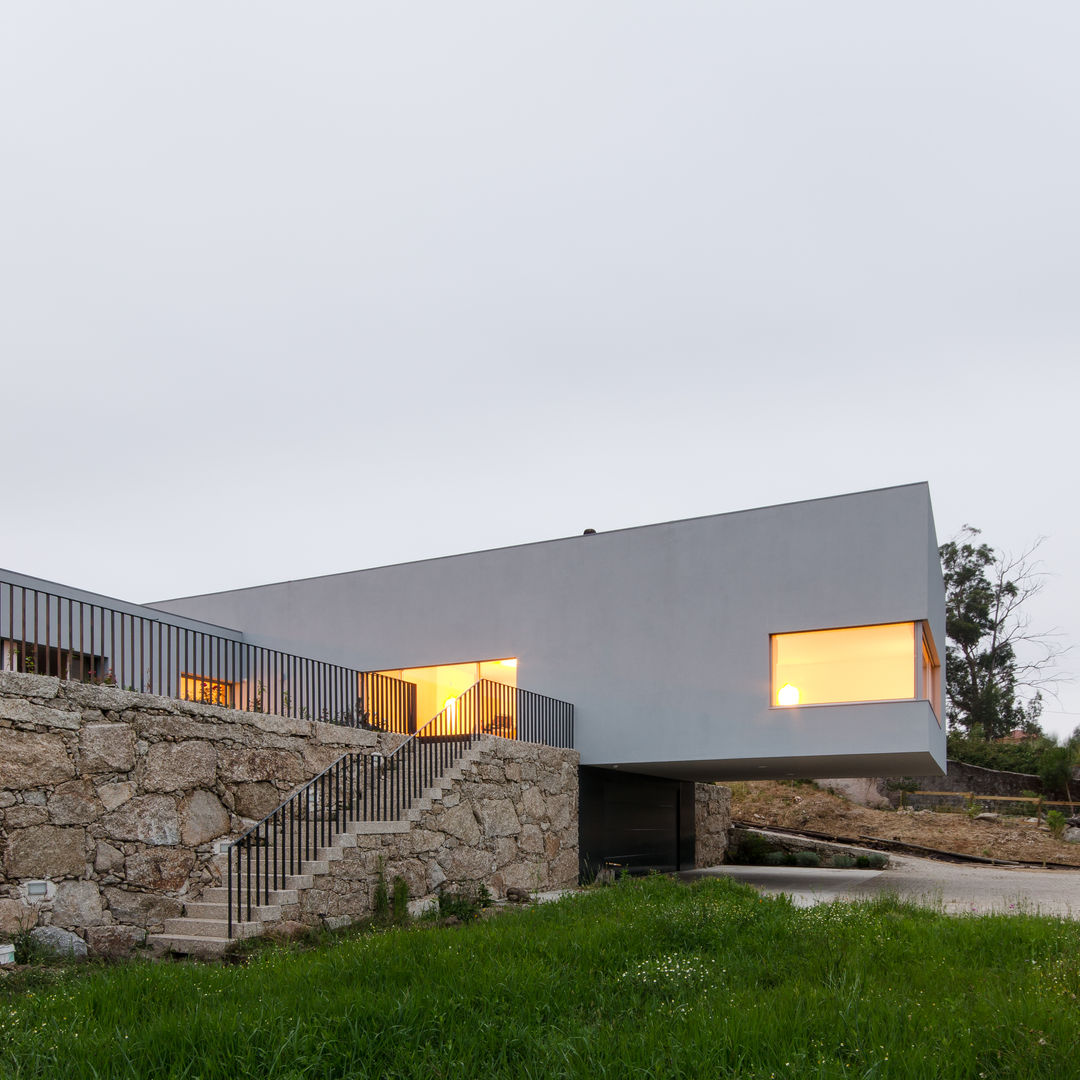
[920,626,942,722]
[771,623,928,708]
[180,673,235,707]
[374,657,518,734]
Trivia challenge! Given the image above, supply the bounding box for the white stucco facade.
[151,483,947,782]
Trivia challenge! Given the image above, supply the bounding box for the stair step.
[163,917,264,939]
[347,819,410,835]
[147,934,232,958]
[201,884,305,904]
[180,743,476,944]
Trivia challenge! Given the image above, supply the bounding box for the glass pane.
[772,623,916,706]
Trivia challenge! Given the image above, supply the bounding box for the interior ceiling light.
[777,683,801,707]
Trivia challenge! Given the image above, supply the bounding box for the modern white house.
[1,482,946,877]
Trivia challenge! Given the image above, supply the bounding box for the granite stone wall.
[694,782,732,868]
[0,671,396,953]
[291,737,580,924]
[0,673,580,956]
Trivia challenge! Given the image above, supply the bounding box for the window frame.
[769,620,940,715]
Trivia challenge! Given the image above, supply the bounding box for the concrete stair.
[148,746,483,957]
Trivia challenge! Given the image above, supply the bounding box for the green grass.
[3,875,1080,1079]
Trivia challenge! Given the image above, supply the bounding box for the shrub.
[372,859,391,923]
[391,876,410,924]
[729,833,776,865]
[829,854,857,869]
[1047,810,1067,840]
[436,884,492,920]
[792,850,822,868]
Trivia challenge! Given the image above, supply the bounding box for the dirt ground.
[730,780,1080,867]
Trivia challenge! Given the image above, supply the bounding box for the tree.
[939,526,1068,739]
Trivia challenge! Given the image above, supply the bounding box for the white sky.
[2,3,1077,735]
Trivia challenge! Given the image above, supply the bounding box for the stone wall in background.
[0,671,393,954]
[694,783,732,867]
[881,760,1044,804]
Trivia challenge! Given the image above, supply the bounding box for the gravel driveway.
[682,855,1080,917]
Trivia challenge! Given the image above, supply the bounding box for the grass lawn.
[3,874,1079,1079]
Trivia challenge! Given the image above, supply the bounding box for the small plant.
[729,833,775,865]
[855,853,887,869]
[792,850,822,868]
[391,875,410,924]
[12,909,43,965]
[250,682,266,714]
[1047,810,1067,840]
[830,854,857,869]
[436,884,492,921]
[372,859,390,923]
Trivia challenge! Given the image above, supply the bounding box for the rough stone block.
[103,887,182,927]
[4,825,86,877]
[97,781,136,812]
[0,697,81,729]
[125,849,195,891]
[0,729,75,788]
[143,740,217,791]
[410,829,443,854]
[232,781,282,819]
[517,824,544,855]
[30,925,88,958]
[0,897,35,936]
[79,723,136,773]
[94,841,125,873]
[4,805,50,829]
[439,802,481,845]
[0,671,60,698]
[49,779,102,825]
[480,798,521,838]
[102,795,180,846]
[217,747,304,785]
[86,924,146,958]
[520,785,548,822]
[52,880,106,928]
[179,789,230,846]
[550,848,579,887]
[441,845,493,881]
[63,684,167,712]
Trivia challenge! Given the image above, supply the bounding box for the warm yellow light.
[777,683,801,707]
[499,658,518,668]
[443,696,457,714]
[771,622,917,707]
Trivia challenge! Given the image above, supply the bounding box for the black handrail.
[226,680,574,935]
[0,576,416,732]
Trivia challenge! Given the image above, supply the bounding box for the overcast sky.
[2,3,1076,735]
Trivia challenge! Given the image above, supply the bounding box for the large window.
[374,657,518,734]
[771,622,940,718]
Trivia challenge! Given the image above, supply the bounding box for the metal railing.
[226,679,574,934]
[0,577,416,732]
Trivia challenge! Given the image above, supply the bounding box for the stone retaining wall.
[294,737,579,923]
[694,783,732,867]
[0,672,399,953]
[0,673,582,956]
[883,759,1044,804]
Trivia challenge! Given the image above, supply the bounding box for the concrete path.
[681,855,1080,917]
